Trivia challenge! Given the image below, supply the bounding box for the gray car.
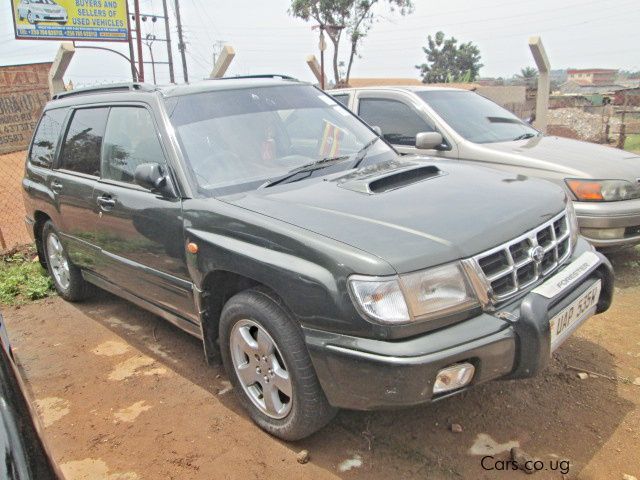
[332,86,640,249]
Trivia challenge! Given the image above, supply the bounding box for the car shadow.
[74,285,634,480]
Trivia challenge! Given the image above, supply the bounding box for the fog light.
[433,362,475,394]
[581,227,625,240]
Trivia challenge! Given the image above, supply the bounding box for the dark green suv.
[23,77,614,440]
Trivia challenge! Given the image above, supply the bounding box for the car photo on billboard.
[16,0,68,26]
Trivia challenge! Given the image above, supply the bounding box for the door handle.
[96,195,116,210]
[51,180,63,193]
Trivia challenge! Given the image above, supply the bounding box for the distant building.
[566,68,617,85]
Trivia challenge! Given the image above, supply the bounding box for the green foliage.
[0,246,54,306]
[289,0,413,85]
[625,134,640,154]
[416,31,483,84]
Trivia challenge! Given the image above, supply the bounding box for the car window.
[29,108,67,168]
[59,107,109,176]
[102,107,165,184]
[332,94,349,107]
[358,98,435,146]
[416,90,539,144]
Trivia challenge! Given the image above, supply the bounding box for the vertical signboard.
[11,0,129,42]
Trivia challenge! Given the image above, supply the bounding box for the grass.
[624,134,640,154]
[0,245,54,306]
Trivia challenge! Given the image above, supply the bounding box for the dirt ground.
[3,248,640,480]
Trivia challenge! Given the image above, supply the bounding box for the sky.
[0,0,639,87]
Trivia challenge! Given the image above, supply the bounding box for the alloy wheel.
[230,319,293,419]
[46,233,70,291]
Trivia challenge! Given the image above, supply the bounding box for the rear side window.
[59,107,109,176]
[332,94,350,107]
[29,108,67,168]
[358,98,435,146]
[102,107,165,184]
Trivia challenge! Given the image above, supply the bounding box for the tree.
[416,31,483,84]
[516,66,538,86]
[290,0,413,86]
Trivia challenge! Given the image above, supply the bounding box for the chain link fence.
[0,150,31,253]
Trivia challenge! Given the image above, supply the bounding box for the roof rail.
[211,74,299,82]
[52,82,158,100]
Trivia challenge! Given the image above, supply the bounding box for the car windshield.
[165,84,392,194]
[416,90,539,144]
[32,0,56,4]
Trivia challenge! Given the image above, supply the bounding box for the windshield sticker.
[319,121,344,158]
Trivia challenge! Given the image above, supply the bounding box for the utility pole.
[161,0,175,83]
[133,0,144,81]
[173,0,188,83]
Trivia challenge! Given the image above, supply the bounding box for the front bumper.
[305,242,614,410]
[575,198,640,247]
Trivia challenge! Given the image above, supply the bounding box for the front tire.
[42,221,93,302]
[27,11,35,24]
[219,289,336,440]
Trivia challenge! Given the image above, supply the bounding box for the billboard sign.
[10,0,129,42]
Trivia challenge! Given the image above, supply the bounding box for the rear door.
[90,105,195,321]
[355,91,457,158]
[52,107,109,268]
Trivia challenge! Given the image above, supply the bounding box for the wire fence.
[0,150,31,253]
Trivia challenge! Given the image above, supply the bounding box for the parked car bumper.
[574,198,640,248]
[304,240,614,410]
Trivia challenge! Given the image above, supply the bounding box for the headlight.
[565,198,579,248]
[348,262,478,325]
[565,179,640,202]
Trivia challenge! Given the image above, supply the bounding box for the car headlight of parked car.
[565,179,640,202]
[349,262,478,325]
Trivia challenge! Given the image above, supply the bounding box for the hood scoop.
[337,162,444,194]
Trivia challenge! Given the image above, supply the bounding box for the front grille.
[472,211,572,303]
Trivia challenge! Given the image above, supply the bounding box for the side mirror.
[371,126,382,136]
[415,131,444,150]
[134,163,174,196]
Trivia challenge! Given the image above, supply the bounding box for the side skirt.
[82,270,203,340]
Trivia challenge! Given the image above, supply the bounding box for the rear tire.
[219,288,336,440]
[42,221,93,302]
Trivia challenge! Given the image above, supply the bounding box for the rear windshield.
[416,90,539,144]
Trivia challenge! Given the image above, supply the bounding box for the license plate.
[549,280,601,351]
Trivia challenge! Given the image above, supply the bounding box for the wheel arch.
[198,269,296,365]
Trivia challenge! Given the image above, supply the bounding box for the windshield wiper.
[512,132,538,141]
[351,137,380,170]
[262,155,350,188]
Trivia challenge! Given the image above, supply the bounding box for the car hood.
[481,135,640,179]
[220,159,567,273]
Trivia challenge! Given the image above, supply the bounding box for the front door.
[356,93,456,158]
[90,105,195,321]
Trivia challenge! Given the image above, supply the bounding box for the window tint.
[60,108,109,176]
[29,108,67,168]
[102,107,165,184]
[358,98,434,146]
[332,94,349,107]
